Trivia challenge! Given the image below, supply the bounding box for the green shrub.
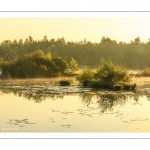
[94,58,130,83]
[69,58,78,73]
[52,57,68,74]
[87,81,100,88]
[87,81,113,89]
[59,80,70,86]
[75,58,134,90]
[77,66,94,83]
[0,50,69,78]
[82,80,92,86]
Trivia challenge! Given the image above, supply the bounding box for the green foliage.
[77,59,131,89]
[87,81,100,88]
[0,50,69,78]
[52,57,68,74]
[82,80,92,86]
[87,81,113,89]
[77,66,94,83]
[95,58,130,83]
[59,80,70,86]
[69,58,78,73]
[15,61,38,78]
[0,60,11,76]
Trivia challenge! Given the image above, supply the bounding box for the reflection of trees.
[22,93,46,103]
[96,94,128,113]
[0,87,143,107]
[0,88,64,103]
[133,95,140,102]
[146,95,150,101]
[79,92,141,114]
[0,88,18,95]
[22,93,64,103]
[78,93,94,106]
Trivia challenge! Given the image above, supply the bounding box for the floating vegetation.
[4,119,36,128]
[130,118,148,121]
[59,80,70,86]
[61,124,72,128]
[123,121,128,123]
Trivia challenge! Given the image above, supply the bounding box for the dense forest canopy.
[0,35,150,70]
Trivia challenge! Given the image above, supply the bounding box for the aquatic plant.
[59,80,70,86]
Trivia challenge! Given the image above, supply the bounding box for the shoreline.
[0,77,78,86]
[0,76,150,88]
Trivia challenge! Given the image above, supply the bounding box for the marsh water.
[1,78,150,132]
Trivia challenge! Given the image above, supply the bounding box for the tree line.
[0,36,150,69]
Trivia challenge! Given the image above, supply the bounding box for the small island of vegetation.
[76,58,136,90]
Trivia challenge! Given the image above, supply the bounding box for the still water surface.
[0,85,150,132]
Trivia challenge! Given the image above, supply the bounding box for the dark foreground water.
[0,85,150,132]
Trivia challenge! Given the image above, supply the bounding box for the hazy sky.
[1,18,150,43]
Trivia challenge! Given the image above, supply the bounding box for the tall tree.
[69,58,78,73]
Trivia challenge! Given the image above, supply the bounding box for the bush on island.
[77,66,95,84]
[59,80,70,86]
[87,81,113,89]
[77,58,134,90]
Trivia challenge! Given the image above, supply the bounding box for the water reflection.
[0,86,150,114]
[1,85,150,132]
[79,92,143,114]
[0,87,65,103]
[146,95,150,101]
[77,93,129,117]
[96,93,128,113]
[78,93,94,106]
